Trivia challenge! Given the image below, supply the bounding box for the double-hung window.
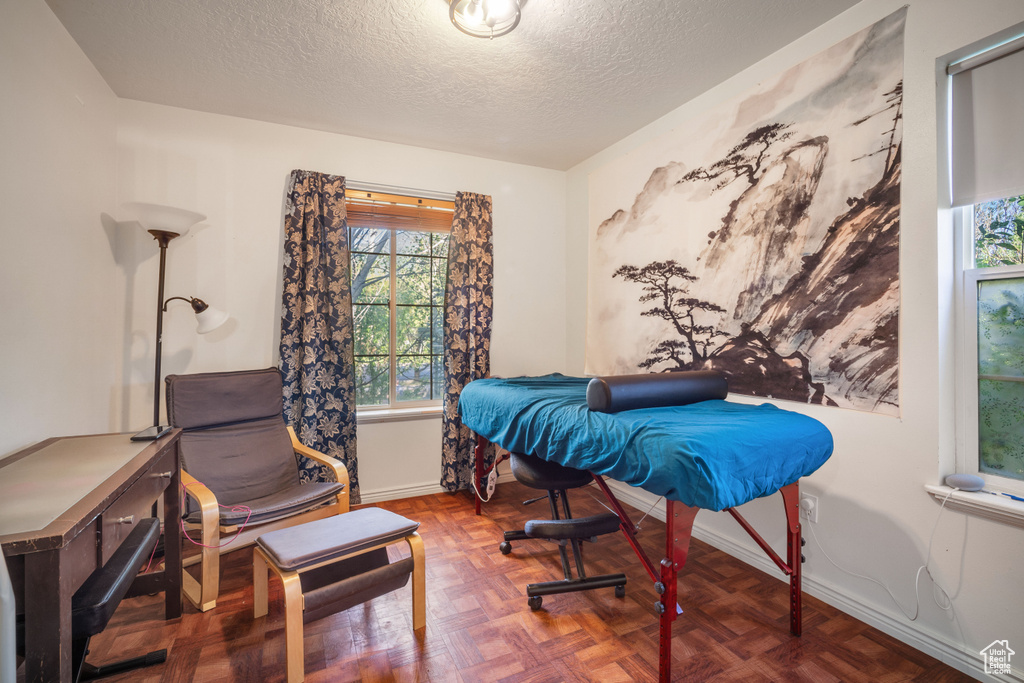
[949,32,1024,497]
[346,189,453,411]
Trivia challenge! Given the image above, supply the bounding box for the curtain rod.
[947,33,1024,75]
[347,180,457,203]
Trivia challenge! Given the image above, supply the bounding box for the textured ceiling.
[45,0,859,170]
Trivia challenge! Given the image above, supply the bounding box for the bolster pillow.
[586,370,728,413]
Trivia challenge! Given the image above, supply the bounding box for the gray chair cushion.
[166,367,284,430]
[257,508,420,572]
[185,481,345,526]
[177,418,299,509]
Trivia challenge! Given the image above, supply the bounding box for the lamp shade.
[195,305,229,334]
[122,202,206,236]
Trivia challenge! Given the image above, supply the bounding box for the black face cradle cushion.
[586,370,728,413]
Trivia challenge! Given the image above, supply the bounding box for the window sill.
[924,484,1024,530]
[356,405,443,424]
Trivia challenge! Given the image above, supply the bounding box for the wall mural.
[586,9,906,416]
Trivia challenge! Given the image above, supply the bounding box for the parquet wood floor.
[83,483,972,682]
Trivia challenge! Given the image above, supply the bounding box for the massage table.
[458,374,833,682]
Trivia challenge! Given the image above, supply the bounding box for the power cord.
[803,490,957,623]
[179,479,253,549]
[472,467,499,503]
[472,448,508,503]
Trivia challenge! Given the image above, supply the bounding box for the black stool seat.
[525,513,621,541]
[511,452,593,490]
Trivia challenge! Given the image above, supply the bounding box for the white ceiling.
[45,0,859,170]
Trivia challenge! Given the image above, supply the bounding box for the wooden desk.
[0,432,182,683]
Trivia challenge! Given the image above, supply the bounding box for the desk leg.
[164,447,182,619]
[658,500,699,683]
[24,549,71,682]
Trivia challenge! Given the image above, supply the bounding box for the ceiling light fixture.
[449,0,523,39]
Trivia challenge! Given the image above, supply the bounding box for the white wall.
[0,0,120,458]
[565,0,1024,678]
[7,0,1021,675]
[116,100,567,498]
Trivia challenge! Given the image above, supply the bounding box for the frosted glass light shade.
[195,305,229,334]
[449,0,522,38]
[122,202,206,236]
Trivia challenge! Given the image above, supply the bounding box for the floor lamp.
[124,203,229,441]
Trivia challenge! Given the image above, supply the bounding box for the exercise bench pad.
[73,517,161,638]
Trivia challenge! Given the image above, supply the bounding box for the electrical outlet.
[799,493,818,523]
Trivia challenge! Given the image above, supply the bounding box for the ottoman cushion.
[257,508,419,571]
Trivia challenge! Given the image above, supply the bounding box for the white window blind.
[949,35,1024,207]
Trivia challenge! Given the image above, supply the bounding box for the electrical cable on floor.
[804,489,958,623]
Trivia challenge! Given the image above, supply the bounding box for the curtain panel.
[441,191,494,492]
[279,169,360,503]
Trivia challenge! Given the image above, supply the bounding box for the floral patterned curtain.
[441,192,494,492]
[279,169,360,503]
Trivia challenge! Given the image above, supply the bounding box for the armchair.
[166,368,349,612]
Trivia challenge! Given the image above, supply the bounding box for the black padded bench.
[42,517,168,682]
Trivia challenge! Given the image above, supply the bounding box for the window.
[949,31,1024,496]
[346,190,453,409]
[958,197,1024,494]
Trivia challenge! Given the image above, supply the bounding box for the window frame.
[346,190,453,416]
[954,205,1024,497]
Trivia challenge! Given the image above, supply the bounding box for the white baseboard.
[599,480,1020,683]
[359,481,447,504]
[359,471,517,505]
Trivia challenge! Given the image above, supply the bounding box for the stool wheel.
[528,596,543,611]
[499,541,512,555]
[615,584,625,598]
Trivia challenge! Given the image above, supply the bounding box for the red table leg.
[780,482,802,636]
[474,434,487,515]
[659,500,699,683]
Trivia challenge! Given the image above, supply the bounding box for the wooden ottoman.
[253,508,425,682]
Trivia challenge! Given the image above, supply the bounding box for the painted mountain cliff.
[586,9,906,415]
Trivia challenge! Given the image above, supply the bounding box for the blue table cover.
[458,375,833,511]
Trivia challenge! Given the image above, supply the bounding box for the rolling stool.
[500,452,626,610]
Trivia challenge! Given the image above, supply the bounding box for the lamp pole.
[134,229,179,441]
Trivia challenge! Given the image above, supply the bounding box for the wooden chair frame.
[180,426,350,612]
[253,531,425,683]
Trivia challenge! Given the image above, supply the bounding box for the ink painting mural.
[586,9,906,416]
